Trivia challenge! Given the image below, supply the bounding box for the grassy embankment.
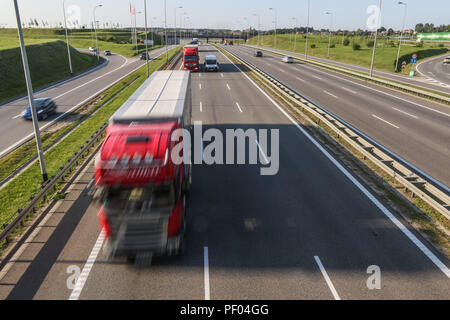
[247,34,448,75]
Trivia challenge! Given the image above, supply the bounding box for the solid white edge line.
[68,229,105,300]
[314,256,341,300]
[235,102,243,113]
[204,246,210,300]
[0,48,170,158]
[372,114,400,129]
[219,47,450,279]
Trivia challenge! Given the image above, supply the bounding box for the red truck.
[182,45,199,71]
[94,70,192,263]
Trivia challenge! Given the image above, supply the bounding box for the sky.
[1,0,449,31]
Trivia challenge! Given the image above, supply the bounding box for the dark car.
[140,52,148,60]
[22,98,57,120]
[255,51,263,57]
[104,50,111,56]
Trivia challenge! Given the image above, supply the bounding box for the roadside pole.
[369,0,382,78]
[144,0,149,78]
[62,0,73,76]
[164,0,168,63]
[13,0,48,182]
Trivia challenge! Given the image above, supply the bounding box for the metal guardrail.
[244,45,450,105]
[220,45,450,220]
[0,47,183,244]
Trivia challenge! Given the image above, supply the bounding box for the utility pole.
[174,6,182,45]
[325,11,333,58]
[395,1,407,72]
[62,0,73,75]
[369,0,382,77]
[305,0,310,60]
[144,0,149,77]
[164,0,168,62]
[292,17,298,51]
[269,7,277,48]
[93,4,102,61]
[13,0,48,182]
[253,14,260,46]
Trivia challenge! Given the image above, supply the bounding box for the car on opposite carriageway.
[21,98,57,120]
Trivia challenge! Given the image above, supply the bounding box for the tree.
[415,23,424,33]
[387,28,394,36]
[34,18,39,27]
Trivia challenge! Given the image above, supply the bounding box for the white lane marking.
[314,256,341,300]
[428,72,435,76]
[296,76,305,82]
[300,63,450,117]
[235,102,243,113]
[199,83,202,90]
[12,114,22,119]
[200,101,203,112]
[220,73,224,77]
[341,86,357,94]
[323,90,338,99]
[372,114,400,129]
[266,63,272,66]
[392,107,419,119]
[204,246,210,300]
[69,229,105,300]
[279,68,286,73]
[255,140,269,165]
[0,48,171,158]
[226,83,231,91]
[179,62,183,70]
[220,48,450,278]
[311,75,323,80]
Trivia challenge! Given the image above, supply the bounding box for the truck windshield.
[103,185,175,214]
[184,55,198,61]
[206,59,216,65]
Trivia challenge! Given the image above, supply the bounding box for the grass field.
[0,40,99,104]
[247,34,449,74]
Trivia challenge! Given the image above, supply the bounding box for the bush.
[438,43,444,48]
[416,42,424,47]
[366,40,374,47]
[388,41,395,47]
[330,43,335,48]
[343,38,350,46]
[352,43,361,50]
[310,44,316,49]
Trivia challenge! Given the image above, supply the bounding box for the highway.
[417,53,450,87]
[246,45,450,94]
[225,44,450,187]
[0,46,174,157]
[1,44,449,300]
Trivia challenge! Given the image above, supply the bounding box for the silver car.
[282,56,294,63]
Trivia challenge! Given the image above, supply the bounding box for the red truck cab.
[94,71,192,263]
[182,45,199,72]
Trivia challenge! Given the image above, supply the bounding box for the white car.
[282,56,294,63]
[88,46,97,52]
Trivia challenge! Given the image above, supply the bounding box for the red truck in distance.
[94,70,192,263]
[182,45,199,72]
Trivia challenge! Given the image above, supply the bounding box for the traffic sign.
[402,61,406,69]
[412,53,417,59]
[411,58,417,63]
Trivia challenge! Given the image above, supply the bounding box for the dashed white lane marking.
[323,90,338,99]
[392,107,419,119]
[255,140,269,165]
[341,86,357,94]
[200,101,203,112]
[69,229,105,300]
[12,114,22,119]
[226,83,231,90]
[235,102,243,113]
[314,256,341,300]
[372,114,400,129]
[279,68,286,73]
[220,73,224,77]
[296,76,305,82]
[199,83,202,90]
[311,75,323,80]
[204,247,210,300]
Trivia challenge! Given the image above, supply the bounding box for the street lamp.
[305,0,310,59]
[395,1,407,72]
[93,4,102,61]
[62,0,73,75]
[164,0,168,62]
[13,0,48,181]
[325,11,333,58]
[135,11,142,55]
[369,0,382,78]
[269,7,277,48]
[292,17,298,51]
[144,0,149,78]
[174,5,182,45]
[253,14,261,46]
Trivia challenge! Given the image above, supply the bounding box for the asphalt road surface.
[246,45,450,94]
[1,44,449,300]
[417,53,450,87]
[226,45,450,188]
[0,46,175,157]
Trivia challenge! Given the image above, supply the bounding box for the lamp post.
[253,14,261,46]
[269,7,277,48]
[62,0,73,75]
[93,4,102,61]
[395,1,407,72]
[369,0,382,78]
[325,11,333,58]
[292,17,298,51]
[305,0,310,60]
[144,0,149,77]
[174,6,182,45]
[13,0,48,182]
